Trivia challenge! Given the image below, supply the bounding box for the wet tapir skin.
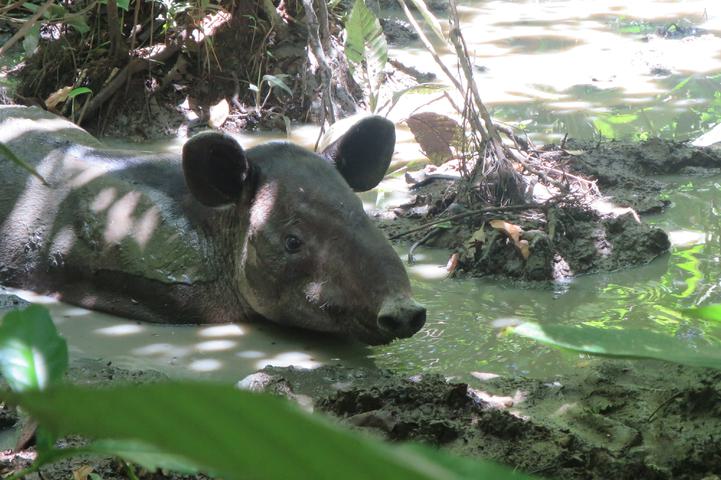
[0,106,425,344]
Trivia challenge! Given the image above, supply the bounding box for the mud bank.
[376,138,721,281]
[243,361,721,480]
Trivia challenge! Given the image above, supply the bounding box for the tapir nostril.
[377,303,427,338]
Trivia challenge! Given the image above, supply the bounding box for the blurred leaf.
[406,112,461,164]
[606,113,638,125]
[512,323,721,370]
[63,15,90,33]
[0,305,68,392]
[6,383,453,479]
[248,83,259,92]
[345,0,387,111]
[262,74,292,96]
[87,439,202,474]
[22,24,40,56]
[387,82,448,115]
[682,304,721,322]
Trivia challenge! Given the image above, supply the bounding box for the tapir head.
[181,117,426,344]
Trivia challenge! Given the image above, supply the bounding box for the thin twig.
[389,203,546,240]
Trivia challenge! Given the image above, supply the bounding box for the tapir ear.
[182,132,251,207]
[321,116,395,192]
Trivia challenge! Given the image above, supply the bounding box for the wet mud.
[376,139,721,282]
[244,361,721,480]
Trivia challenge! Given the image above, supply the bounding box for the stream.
[4,0,721,384]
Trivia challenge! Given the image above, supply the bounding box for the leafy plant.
[511,311,721,369]
[249,73,293,112]
[344,0,387,112]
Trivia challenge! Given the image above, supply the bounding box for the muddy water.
[6,0,721,382]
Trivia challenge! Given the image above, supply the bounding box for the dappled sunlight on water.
[385,0,721,143]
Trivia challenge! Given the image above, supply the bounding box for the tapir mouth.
[325,302,426,346]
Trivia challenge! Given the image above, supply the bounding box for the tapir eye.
[284,234,303,253]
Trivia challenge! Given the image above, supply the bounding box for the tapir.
[0,106,425,344]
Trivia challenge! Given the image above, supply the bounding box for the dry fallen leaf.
[490,219,530,258]
[45,86,73,110]
[446,252,459,275]
[73,465,94,480]
[406,112,461,165]
[208,98,230,128]
[563,149,585,156]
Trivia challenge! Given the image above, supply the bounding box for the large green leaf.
[512,322,721,370]
[0,305,68,392]
[345,0,387,111]
[682,304,721,322]
[6,383,453,480]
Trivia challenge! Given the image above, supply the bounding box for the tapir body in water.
[0,106,425,344]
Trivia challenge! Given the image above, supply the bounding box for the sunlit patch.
[255,352,321,369]
[104,191,141,244]
[408,264,449,281]
[189,358,222,372]
[68,163,107,188]
[249,181,279,228]
[667,230,706,248]
[132,343,188,357]
[0,117,82,143]
[91,187,117,212]
[95,323,144,336]
[50,226,76,257]
[62,307,91,317]
[198,324,245,337]
[195,340,237,352]
[12,290,58,304]
[236,350,265,359]
[133,206,160,248]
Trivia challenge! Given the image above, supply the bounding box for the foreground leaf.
[6,383,455,480]
[512,323,721,370]
[682,304,721,322]
[0,305,68,392]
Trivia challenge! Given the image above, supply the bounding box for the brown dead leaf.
[446,252,459,275]
[73,465,94,480]
[406,112,461,165]
[208,98,230,128]
[490,219,530,258]
[563,149,585,156]
[45,86,73,110]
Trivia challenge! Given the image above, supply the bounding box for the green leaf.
[64,14,90,34]
[682,304,721,322]
[402,444,533,479]
[87,439,202,474]
[0,305,68,392]
[0,142,48,185]
[116,0,130,11]
[405,0,445,44]
[67,86,92,98]
[22,24,40,57]
[345,0,387,67]
[6,383,452,480]
[262,74,292,96]
[512,322,721,370]
[387,82,448,115]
